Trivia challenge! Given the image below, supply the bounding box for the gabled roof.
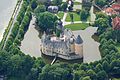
[75,35,83,44]
[112,4,120,10]
[112,16,120,30]
[104,3,120,15]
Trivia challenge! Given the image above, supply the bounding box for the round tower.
[69,37,75,53]
[75,35,83,57]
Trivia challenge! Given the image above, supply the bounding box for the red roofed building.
[104,7,119,15]
[112,4,120,11]
[115,0,120,3]
[112,16,120,30]
[104,3,120,15]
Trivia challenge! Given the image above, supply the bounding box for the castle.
[40,20,83,60]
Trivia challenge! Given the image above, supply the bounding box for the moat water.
[0,0,17,41]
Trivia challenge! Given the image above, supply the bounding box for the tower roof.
[75,35,83,44]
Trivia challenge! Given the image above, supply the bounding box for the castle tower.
[69,37,75,53]
[75,35,83,57]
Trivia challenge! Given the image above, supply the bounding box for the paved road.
[90,6,96,22]
[73,27,101,63]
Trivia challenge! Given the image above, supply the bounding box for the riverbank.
[0,0,17,41]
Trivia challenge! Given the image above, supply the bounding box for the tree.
[26,68,40,80]
[110,60,120,76]
[69,13,74,23]
[74,70,87,80]
[102,60,110,73]
[53,0,62,6]
[95,0,107,7]
[22,55,34,75]
[97,70,108,80]
[96,12,108,20]
[95,63,103,72]
[33,57,45,68]
[82,76,91,80]
[34,5,46,14]
[36,12,58,31]
[5,39,13,51]
[61,2,68,11]
[80,9,89,21]
[11,22,19,38]
[80,63,89,71]
[95,18,109,35]
[0,50,11,76]
[39,64,73,80]
[31,0,37,10]
[10,55,23,77]
[87,69,97,80]
[18,29,25,40]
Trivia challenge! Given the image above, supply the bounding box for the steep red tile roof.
[112,4,120,10]
[105,7,113,13]
[112,16,120,30]
[104,7,119,15]
[104,4,120,15]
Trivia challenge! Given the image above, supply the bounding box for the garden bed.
[65,12,80,22]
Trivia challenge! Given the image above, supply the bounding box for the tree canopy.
[36,12,58,31]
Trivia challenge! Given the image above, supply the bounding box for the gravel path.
[90,6,96,22]
[20,17,41,57]
[73,27,101,63]
[62,12,68,26]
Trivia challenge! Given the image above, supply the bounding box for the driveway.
[73,27,101,63]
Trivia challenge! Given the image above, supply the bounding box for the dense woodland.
[0,0,120,80]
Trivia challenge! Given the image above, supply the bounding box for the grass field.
[57,11,64,19]
[64,23,89,31]
[112,78,120,80]
[65,12,80,22]
[74,2,81,5]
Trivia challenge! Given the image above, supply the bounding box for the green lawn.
[74,2,81,5]
[65,12,80,22]
[64,23,89,31]
[112,78,120,80]
[57,11,64,19]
